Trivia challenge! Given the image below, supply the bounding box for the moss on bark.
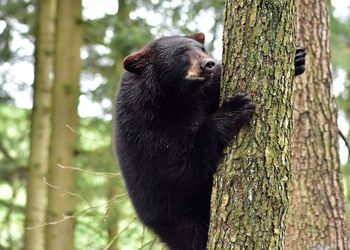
[207,0,295,248]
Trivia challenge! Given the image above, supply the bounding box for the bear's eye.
[201,47,206,53]
[178,47,187,54]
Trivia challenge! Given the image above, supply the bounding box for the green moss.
[249,5,257,27]
[208,0,295,248]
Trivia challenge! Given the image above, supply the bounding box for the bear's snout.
[186,56,215,81]
[200,59,215,75]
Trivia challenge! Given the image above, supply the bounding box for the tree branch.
[338,128,350,155]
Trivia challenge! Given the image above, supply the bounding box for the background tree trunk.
[105,1,131,247]
[45,1,82,249]
[106,179,120,250]
[207,0,295,248]
[24,0,56,249]
[285,0,348,248]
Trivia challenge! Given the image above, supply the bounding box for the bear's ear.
[123,48,150,74]
[185,32,205,44]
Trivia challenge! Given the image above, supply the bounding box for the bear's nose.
[200,59,215,72]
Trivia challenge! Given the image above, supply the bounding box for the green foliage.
[343,161,350,224]
[0,104,29,249]
[82,12,153,108]
[331,11,350,71]
[331,7,350,152]
[0,0,36,62]
[0,104,29,181]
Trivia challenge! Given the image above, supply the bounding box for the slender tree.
[24,0,56,249]
[285,0,348,248]
[45,1,82,249]
[105,179,120,250]
[105,2,130,247]
[207,0,296,248]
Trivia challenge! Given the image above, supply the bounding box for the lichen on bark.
[207,0,296,249]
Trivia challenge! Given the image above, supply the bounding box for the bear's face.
[123,33,215,95]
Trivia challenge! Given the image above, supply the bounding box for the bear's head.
[123,33,216,95]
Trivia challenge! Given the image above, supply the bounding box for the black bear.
[114,33,306,250]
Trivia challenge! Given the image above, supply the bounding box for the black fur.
[295,47,306,76]
[114,34,305,250]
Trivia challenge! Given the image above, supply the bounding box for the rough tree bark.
[45,1,82,250]
[207,0,295,248]
[24,0,56,249]
[285,0,348,248]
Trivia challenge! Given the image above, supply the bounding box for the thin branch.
[25,193,127,230]
[57,163,120,178]
[138,238,158,250]
[43,177,91,207]
[338,128,350,156]
[104,216,137,250]
[66,124,100,141]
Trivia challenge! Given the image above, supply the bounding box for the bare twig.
[25,193,127,230]
[338,128,350,156]
[57,163,120,177]
[43,177,91,207]
[66,124,100,141]
[103,216,137,250]
[138,238,158,250]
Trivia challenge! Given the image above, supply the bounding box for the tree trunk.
[207,0,295,248]
[45,1,82,250]
[106,179,120,250]
[24,0,56,249]
[285,0,348,248]
[104,1,131,247]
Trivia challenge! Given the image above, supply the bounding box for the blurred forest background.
[0,0,349,249]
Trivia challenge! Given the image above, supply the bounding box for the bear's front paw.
[295,47,306,76]
[221,94,255,113]
[220,94,255,124]
[213,94,255,141]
